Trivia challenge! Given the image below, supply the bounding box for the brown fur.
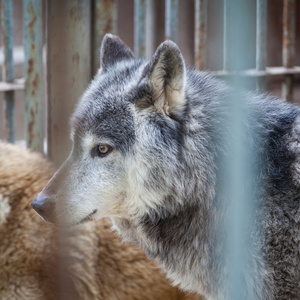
[0,141,202,300]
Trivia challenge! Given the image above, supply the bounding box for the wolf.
[32,34,300,300]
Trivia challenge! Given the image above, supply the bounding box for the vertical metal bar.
[165,0,178,42]
[223,0,229,71]
[1,0,15,143]
[223,0,254,72]
[282,0,295,102]
[47,0,91,166]
[194,0,207,70]
[134,0,146,58]
[256,0,267,90]
[92,0,117,75]
[222,0,261,299]
[23,0,44,153]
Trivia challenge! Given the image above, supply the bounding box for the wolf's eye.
[97,144,113,157]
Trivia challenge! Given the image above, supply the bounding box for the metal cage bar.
[222,0,260,298]
[1,0,15,143]
[165,0,178,42]
[282,0,296,102]
[223,0,237,72]
[256,0,267,90]
[47,0,91,165]
[134,0,146,58]
[194,0,207,70]
[92,0,117,75]
[23,0,44,153]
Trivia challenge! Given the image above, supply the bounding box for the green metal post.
[1,0,15,143]
[23,0,44,152]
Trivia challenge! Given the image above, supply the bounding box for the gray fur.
[32,35,300,300]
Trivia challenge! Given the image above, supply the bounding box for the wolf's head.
[32,34,187,226]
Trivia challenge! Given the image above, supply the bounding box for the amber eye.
[97,144,113,157]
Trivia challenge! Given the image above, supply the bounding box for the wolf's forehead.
[94,60,145,96]
[71,61,147,152]
[72,90,136,153]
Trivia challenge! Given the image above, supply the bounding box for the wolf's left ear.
[100,34,135,72]
[138,41,186,115]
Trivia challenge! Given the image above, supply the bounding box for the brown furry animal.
[0,140,202,300]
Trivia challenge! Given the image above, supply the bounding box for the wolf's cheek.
[83,175,128,219]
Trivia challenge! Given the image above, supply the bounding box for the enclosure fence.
[0,0,299,161]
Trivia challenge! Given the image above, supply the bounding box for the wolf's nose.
[31,193,55,223]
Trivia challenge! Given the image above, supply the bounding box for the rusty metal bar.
[256,0,267,90]
[165,0,178,42]
[134,0,146,58]
[92,0,117,75]
[47,0,91,165]
[282,0,295,102]
[194,0,207,70]
[1,0,15,143]
[23,0,44,153]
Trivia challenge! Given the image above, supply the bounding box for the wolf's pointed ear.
[100,34,135,71]
[138,41,186,115]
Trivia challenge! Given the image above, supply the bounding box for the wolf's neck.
[111,198,222,298]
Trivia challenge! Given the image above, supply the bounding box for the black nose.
[31,193,55,223]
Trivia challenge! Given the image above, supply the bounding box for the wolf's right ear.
[137,40,186,116]
[100,34,135,72]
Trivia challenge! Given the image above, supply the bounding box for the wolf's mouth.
[77,209,97,225]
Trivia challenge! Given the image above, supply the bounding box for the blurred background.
[0,0,299,165]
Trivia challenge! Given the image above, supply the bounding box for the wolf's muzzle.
[31,193,55,223]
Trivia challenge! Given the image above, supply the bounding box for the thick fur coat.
[0,140,200,300]
[32,35,300,300]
